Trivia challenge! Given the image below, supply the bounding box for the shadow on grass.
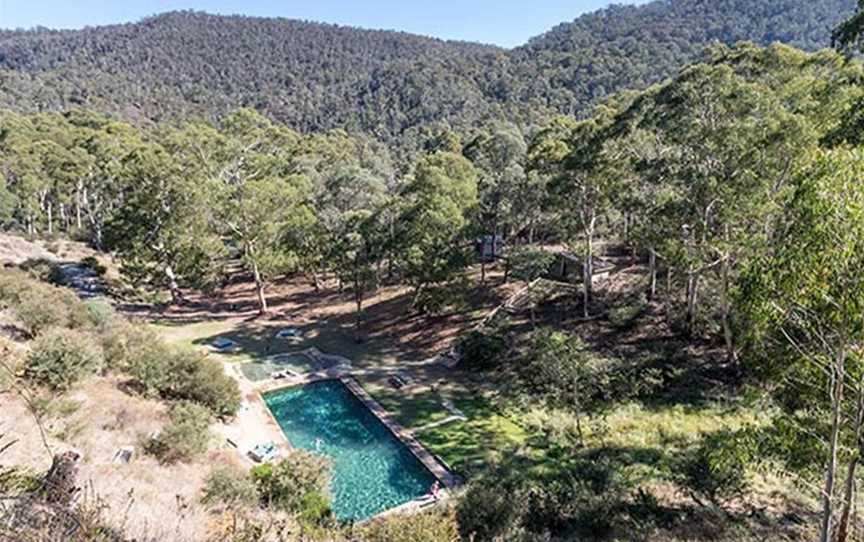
[189,318,382,364]
[414,394,528,477]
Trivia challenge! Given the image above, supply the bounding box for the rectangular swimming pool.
[262,379,437,521]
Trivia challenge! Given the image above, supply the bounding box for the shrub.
[9,279,89,337]
[201,465,258,508]
[80,256,107,277]
[251,449,332,513]
[457,454,635,541]
[520,329,613,412]
[18,258,62,284]
[84,299,119,332]
[0,269,30,307]
[144,401,212,463]
[456,477,524,541]
[24,328,103,390]
[101,321,164,372]
[681,429,758,507]
[0,337,23,388]
[608,300,647,330]
[458,328,507,371]
[296,490,332,526]
[104,325,241,417]
[361,507,460,542]
[162,349,241,417]
[14,288,71,337]
[0,466,41,495]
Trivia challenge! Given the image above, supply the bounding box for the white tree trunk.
[252,260,268,314]
[820,341,847,542]
[685,267,699,337]
[165,265,183,305]
[835,375,864,542]
[75,180,83,229]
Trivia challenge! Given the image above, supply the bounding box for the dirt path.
[54,262,106,299]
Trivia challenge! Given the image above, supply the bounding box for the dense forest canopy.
[0,0,856,148]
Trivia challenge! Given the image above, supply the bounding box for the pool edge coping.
[339,376,460,490]
[258,373,460,520]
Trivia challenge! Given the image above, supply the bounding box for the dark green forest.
[0,0,855,148]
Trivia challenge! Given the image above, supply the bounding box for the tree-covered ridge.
[0,0,856,146]
[512,0,856,110]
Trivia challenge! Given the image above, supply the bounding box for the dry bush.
[359,506,460,542]
[24,329,104,391]
[143,402,212,464]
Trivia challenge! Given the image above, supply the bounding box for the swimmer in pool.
[315,437,323,451]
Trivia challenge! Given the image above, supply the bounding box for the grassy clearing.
[359,376,533,476]
[368,385,452,429]
[151,317,390,367]
[415,395,529,475]
[593,401,764,450]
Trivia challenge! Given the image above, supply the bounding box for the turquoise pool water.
[263,379,437,521]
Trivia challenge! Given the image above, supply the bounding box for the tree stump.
[41,451,80,507]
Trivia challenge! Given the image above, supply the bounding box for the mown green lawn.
[360,378,533,476]
[414,395,530,476]
[368,385,453,429]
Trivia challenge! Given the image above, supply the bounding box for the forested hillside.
[0,0,855,146]
[4,2,864,539]
[3,38,864,540]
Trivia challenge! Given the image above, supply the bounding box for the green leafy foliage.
[24,328,103,390]
[250,450,332,515]
[520,329,614,413]
[103,323,240,416]
[17,258,62,284]
[680,429,759,507]
[80,256,107,277]
[457,455,634,541]
[458,329,508,371]
[834,0,864,52]
[144,401,212,464]
[137,345,240,417]
[0,269,90,337]
[608,301,647,330]
[360,507,460,542]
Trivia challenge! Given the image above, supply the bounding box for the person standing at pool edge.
[430,481,441,500]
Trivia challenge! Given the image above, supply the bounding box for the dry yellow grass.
[1,376,244,541]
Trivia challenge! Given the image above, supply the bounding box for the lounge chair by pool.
[276,327,302,339]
